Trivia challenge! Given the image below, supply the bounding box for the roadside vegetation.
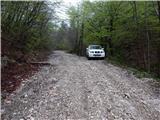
[1,1,59,62]
[1,1,60,94]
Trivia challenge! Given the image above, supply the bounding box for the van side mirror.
[86,48,88,50]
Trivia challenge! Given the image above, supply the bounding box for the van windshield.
[89,45,102,49]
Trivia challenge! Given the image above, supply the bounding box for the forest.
[1,1,59,62]
[56,1,160,78]
[1,1,160,78]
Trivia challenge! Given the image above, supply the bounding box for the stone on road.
[2,51,160,120]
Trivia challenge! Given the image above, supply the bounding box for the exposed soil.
[1,51,50,99]
[1,63,39,94]
[1,51,160,120]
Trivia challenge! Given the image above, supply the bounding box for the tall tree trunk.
[109,18,113,56]
[132,1,140,67]
[152,1,160,23]
[145,2,151,72]
[157,1,160,23]
[80,22,84,56]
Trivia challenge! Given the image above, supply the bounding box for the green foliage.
[68,1,160,77]
[1,1,59,53]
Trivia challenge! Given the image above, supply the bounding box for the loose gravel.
[1,51,160,120]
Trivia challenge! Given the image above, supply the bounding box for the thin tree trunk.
[80,22,84,56]
[152,1,160,23]
[132,1,141,67]
[145,2,151,72]
[109,18,113,56]
[157,1,160,23]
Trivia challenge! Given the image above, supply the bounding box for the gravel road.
[1,51,160,120]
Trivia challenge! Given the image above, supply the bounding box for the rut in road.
[2,51,160,120]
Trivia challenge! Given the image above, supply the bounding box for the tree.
[67,1,160,77]
[1,1,60,54]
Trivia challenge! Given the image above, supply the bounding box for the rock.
[5,100,11,104]
[30,116,35,120]
[27,116,35,120]
[1,109,5,114]
[24,94,28,98]
[13,112,17,115]
[9,59,16,63]
[1,56,9,67]
[124,93,130,99]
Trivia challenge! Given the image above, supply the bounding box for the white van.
[86,45,105,59]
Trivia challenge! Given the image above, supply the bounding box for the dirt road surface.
[1,51,160,120]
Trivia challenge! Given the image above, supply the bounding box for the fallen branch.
[29,62,51,66]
